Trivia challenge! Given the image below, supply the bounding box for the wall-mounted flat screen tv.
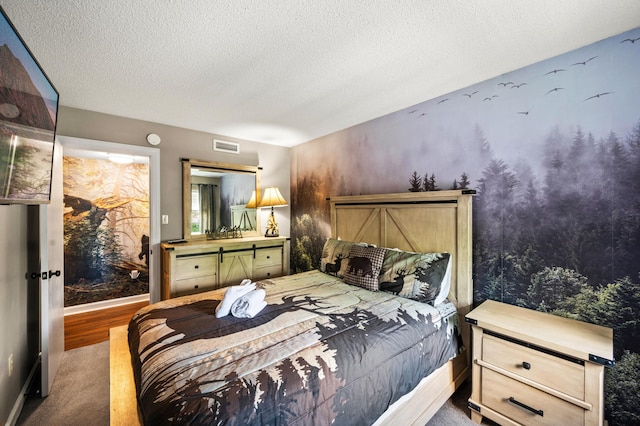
[0,6,58,204]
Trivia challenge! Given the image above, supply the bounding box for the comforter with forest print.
[128,270,461,425]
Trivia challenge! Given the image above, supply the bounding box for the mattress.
[128,270,462,425]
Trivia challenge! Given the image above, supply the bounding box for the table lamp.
[258,187,287,237]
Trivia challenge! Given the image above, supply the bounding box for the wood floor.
[64,301,149,350]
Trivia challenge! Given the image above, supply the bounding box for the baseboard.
[64,293,149,316]
[5,356,40,426]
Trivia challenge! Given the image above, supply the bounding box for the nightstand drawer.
[176,256,217,279]
[483,333,585,399]
[254,248,282,267]
[482,368,584,426]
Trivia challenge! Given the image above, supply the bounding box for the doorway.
[57,136,160,346]
[63,151,150,306]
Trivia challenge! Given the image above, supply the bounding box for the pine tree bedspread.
[128,270,461,425]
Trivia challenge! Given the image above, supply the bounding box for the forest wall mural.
[63,155,150,306]
[290,27,640,424]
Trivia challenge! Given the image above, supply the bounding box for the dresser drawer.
[483,333,585,399]
[254,247,282,267]
[254,264,282,280]
[175,256,217,280]
[482,368,584,426]
[173,276,217,297]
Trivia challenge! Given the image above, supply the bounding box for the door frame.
[57,135,162,304]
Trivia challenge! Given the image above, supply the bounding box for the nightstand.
[465,300,614,426]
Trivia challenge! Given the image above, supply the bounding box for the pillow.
[378,250,452,305]
[320,238,357,278]
[343,245,386,291]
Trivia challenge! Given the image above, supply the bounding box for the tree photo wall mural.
[290,27,640,424]
[63,155,150,306]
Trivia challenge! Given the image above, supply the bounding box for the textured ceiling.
[2,1,640,147]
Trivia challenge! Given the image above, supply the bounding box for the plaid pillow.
[343,245,386,291]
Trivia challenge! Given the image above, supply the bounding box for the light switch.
[162,215,169,225]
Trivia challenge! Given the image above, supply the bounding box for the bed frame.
[109,190,474,425]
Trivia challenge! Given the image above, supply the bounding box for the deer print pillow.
[378,250,452,305]
[320,238,356,278]
[343,245,386,291]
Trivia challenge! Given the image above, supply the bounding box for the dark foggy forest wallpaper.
[290,27,640,424]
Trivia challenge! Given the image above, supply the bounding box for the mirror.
[182,159,260,240]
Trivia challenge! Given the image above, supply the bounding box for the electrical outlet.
[162,215,169,225]
[8,353,13,377]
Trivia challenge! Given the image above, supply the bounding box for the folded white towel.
[215,279,256,318]
[231,288,267,318]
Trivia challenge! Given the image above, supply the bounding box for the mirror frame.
[182,159,261,240]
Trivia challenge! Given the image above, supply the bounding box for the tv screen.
[0,5,58,204]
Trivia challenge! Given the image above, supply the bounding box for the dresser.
[161,236,289,299]
[466,300,614,426]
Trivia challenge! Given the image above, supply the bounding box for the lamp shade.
[246,190,258,208]
[258,187,287,208]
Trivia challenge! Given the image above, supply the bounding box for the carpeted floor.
[426,380,477,425]
[16,340,476,425]
[17,341,109,426]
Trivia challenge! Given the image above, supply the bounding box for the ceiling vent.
[213,139,240,154]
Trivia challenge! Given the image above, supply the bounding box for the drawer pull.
[508,397,544,417]
[522,361,531,370]
[194,265,199,269]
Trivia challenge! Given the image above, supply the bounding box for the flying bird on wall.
[546,87,564,95]
[621,37,640,43]
[511,83,527,88]
[584,92,613,101]
[408,109,418,114]
[498,82,514,86]
[483,95,499,101]
[463,91,479,98]
[545,69,566,75]
[517,111,530,115]
[572,56,598,65]
[437,98,449,104]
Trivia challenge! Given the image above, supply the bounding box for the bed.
[110,190,475,425]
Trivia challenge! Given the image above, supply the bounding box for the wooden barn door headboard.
[328,190,475,318]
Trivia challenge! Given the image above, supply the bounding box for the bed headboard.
[328,190,475,318]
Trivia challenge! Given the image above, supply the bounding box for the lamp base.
[264,209,280,237]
